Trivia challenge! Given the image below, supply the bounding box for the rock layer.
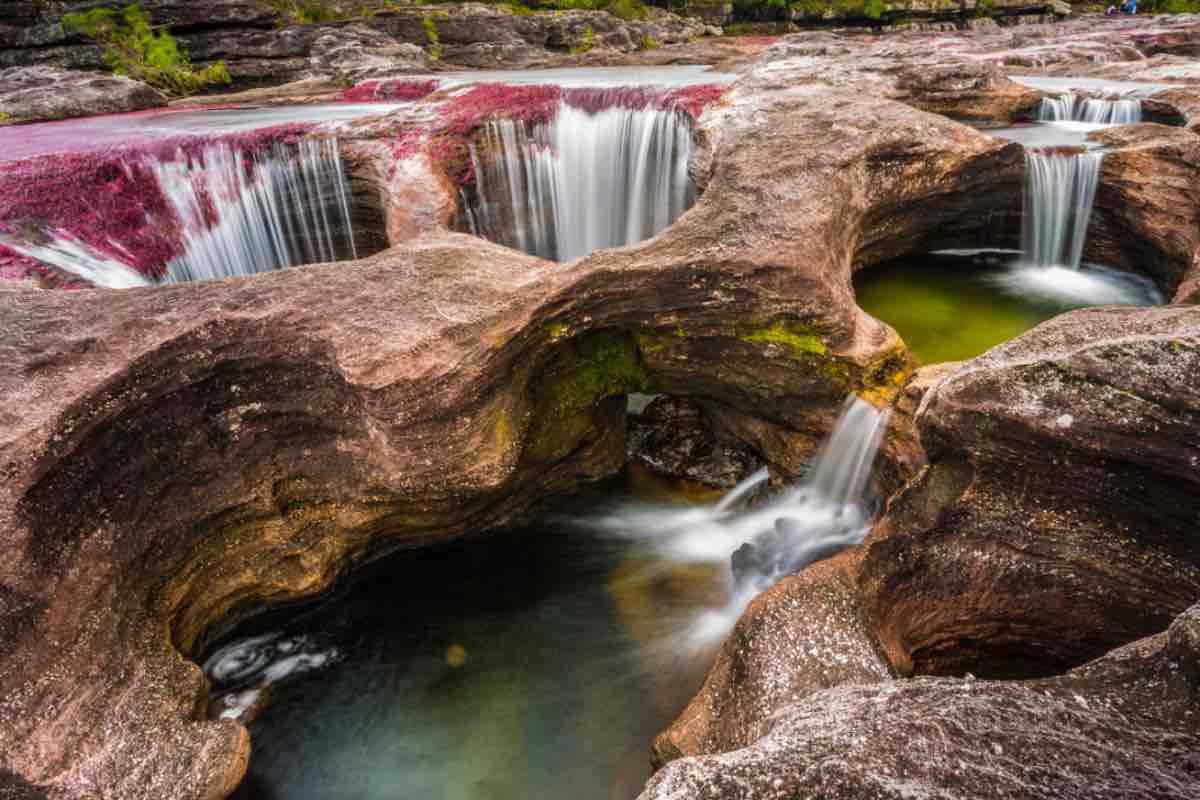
[0,66,166,124]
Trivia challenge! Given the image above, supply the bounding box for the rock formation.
[1,11,1200,800]
[0,65,166,123]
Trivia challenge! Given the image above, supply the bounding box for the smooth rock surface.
[0,66,166,124]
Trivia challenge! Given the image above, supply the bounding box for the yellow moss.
[742,320,828,358]
[545,322,571,342]
[549,331,650,418]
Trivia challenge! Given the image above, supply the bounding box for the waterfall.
[464,102,695,262]
[1038,94,1142,124]
[156,138,357,284]
[584,395,890,647]
[3,137,357,288]
[1022,151,1102,269]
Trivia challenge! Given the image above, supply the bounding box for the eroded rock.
[0,65,166,124]
[642,602,1200,800]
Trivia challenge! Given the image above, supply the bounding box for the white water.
[5,137,357,287]
[1038,94,1142,125]
[1022,150,1103,270]
[585,396,890,649]
[463,102,695,262]
[203,633,341,721]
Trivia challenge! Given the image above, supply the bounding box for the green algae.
[742,320,828,358]
[549,331,649,418]
[855,254,1085,366]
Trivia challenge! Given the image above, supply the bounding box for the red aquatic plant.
[438,84,564,136]
[0,124,315,281]
[340,79,439,103]
[658,84,727,118]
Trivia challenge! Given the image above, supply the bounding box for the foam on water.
[463,101,695,262]
[583,396,890,648]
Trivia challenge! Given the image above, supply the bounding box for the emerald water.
[853,251,1162,365]
[212,483,728,800]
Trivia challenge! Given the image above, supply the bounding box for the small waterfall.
[585,395,890,648]
[156,138,357,283]
[3,137,357,288]
[1038,93,1142,124]
[1022,150,1102,269]
[464,102,695,262]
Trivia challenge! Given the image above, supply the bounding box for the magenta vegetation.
[0,124,314,284]
[340,79,439,103]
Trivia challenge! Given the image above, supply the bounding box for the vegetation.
[641,34,661,49]
[423,14,443,60]
[1145,0,1200,11]
[570,24,596,53]
[62,5,230,96]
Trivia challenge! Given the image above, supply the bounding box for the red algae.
[658,84,726,118]
[438,84,564,136]
[340,79,439,103]
[0,123,316,280]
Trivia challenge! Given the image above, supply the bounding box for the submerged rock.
[0,66,166,124]
[627,396,763,489]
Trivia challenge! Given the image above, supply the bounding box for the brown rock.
[651,550,893,768]
[641,602,1200,800]
[861,305,1200,679]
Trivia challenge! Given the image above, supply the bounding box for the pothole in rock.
[857,135,1167,365]
[0,134,387,288]
[197,399,891,799]
[453,91,702,263]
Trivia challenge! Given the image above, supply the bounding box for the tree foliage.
[63,4,231,96]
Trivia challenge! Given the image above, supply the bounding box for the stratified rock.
[861,305,1200,679]
[642,602,1200,800]
[0,66,166,124]
[306,24,430,83]
[652,550,892,768]
[1087,124,1200,302]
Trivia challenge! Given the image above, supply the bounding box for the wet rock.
[627,396,763,489]
[642,602,1200,800]
[861,305,1200,679]
[1086,123,1200,302]
[652,550,893,768]
[0,66,166,124]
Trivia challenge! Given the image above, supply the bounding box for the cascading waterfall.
[1038,93,1142,124]
[586,395,890,648]
[463,102,695,262]
[156,138,357,283]
[1022,150,1103,269]
[3,137,357,288]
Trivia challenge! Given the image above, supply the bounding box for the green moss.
[422,15,443,60]
[0,112,11,126]
[570,24,595,54]
[545,322,571,341]
[641,34,661,50]
[62,4,231,96]
[549,332,649,418]
[742,319,828,358]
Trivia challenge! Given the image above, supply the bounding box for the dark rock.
[627,396,764,489]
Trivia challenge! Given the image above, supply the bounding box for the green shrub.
[62,4,230,96]
[641,34,661,49]
[268,0,351,23]
[570,24,596,53]
[864,0,885,18]
[423,14,443,59]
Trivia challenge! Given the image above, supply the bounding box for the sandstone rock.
[651,550,893,768]
[642,602,1200,800]
[0,66,166,124]
[1086,123,1200,302]
[306,24,430,83]
[860,305,1200,679]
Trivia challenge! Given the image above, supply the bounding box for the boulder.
[0,66,166,124]
[641,602,1200,800]
[860,305,1200,679]
[627,396,763,489]
[651,550,893,768]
